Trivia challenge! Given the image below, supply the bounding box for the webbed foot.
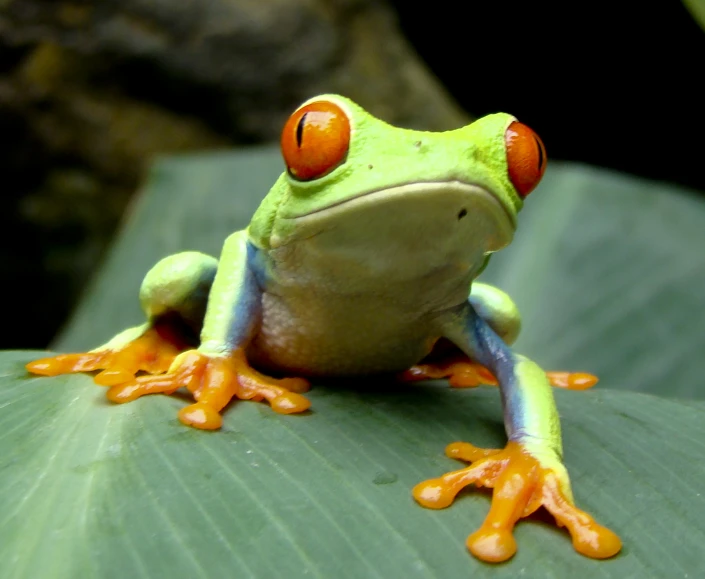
[413,441,621,562]
[107,349,311,429]
[401,355,598,390]
[26,323,184,386]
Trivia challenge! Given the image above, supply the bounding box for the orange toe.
[26,352,109,376]
[467,529,517,563]
[546,371,599,390]
[542,472,622,559]
[178,403,223,430]
[94,367,136,386]
[270,392,311,414]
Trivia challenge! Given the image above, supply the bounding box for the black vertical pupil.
[534,136,544,170]
[296,113,308,148]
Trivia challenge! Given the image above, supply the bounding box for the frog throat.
[271,181,516,253]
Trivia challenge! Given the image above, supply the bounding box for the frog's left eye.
[505,121,547,198]
[281,100,351,181]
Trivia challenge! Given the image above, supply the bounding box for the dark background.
[391,0,704,191]
[2,0,704,350]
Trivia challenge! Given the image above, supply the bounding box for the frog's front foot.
[107,349,311,430]
[26,324,183,386]
[401,356,598,390]
[413,441,621,563]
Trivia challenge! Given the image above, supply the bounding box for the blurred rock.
[0,0,467,348]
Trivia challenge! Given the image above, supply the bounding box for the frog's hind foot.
[413,441,621,562]
[401,354,598,390]
[26,319,190,386]
[106,349,312,430]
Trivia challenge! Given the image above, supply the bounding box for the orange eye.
[281,100,351,181]
[505,121,547,198]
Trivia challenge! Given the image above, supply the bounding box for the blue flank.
[459,305,528,443]
[224,242,264,349]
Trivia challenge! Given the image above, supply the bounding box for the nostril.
[457,208,468,220]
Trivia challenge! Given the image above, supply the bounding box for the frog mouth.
[272,181,516,251]
[293,181,515,226]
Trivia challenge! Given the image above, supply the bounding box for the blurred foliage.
[683,0,705,30]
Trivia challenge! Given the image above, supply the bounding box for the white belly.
[247,290,440,376]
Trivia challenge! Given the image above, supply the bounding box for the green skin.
[106,93,565,476]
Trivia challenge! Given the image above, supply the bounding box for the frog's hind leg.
[27,252,218,386]
[400,283,598,390]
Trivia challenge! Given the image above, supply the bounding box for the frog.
[27,95,622,563]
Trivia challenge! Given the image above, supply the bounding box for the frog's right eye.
[281,100,351,181]
[505,121,547,198]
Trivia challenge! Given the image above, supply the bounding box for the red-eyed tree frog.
[27,95,622,563]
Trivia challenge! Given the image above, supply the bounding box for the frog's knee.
[469,283,521,345]
[140,252,218,322]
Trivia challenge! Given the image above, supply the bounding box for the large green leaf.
[3,148,705,577]
[2,352,705,578]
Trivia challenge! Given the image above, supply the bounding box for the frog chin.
[268,181,515,286]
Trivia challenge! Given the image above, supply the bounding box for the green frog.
[28,95,621,563]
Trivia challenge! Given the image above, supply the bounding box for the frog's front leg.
[27,232,310,429]
[101,232,310,430]
[401,283,598,390]
[413,303,621,563]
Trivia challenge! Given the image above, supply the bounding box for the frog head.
[250,95,546,288]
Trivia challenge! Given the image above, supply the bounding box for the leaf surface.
[3,148,705,577]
